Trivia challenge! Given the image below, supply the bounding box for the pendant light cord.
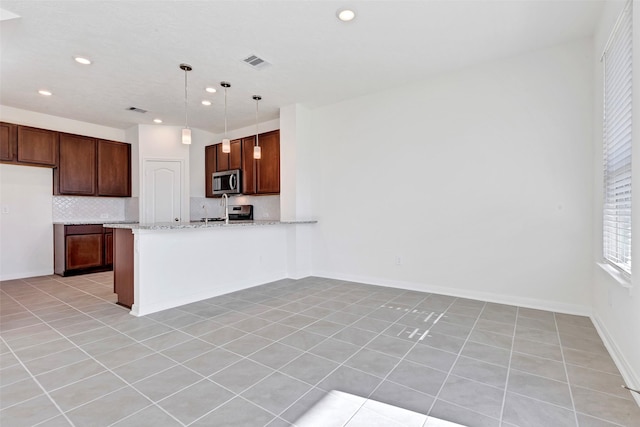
[224,86,228,138]
[184,68,188,128]
[255,98,259,146]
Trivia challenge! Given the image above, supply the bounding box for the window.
[602,0,632,276]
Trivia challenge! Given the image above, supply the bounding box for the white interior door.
[144,160,182,223]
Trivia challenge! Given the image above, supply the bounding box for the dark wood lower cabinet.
[104,229,113,266]
[113,228,134,308]
[66,234,103,270]
[54,224,113,276]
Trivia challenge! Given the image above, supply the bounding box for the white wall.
[0,164,53,280]
[591,0,640,403]
[136,125,191,222]
[310,38,594,314]
[0,105,125,141]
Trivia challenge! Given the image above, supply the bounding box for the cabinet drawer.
[65,224,104,235]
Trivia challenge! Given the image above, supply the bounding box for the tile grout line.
[0,278,187,427]
[4,275,632,426]
[327,294,438,427]
[0,291,80,427]
[183,283,397,425]
[424,301,499,424]
[498,306,519,425]
[198,290,436,425]
[180,285,384,423]
[554,311,580,427]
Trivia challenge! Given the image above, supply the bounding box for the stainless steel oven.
[212,169,241,195]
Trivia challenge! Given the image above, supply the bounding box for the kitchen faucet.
[221,194,229,224]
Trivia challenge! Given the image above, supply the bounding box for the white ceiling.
[0,0,606,134]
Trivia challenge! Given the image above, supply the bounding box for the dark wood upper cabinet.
[16,126,57,166]
[205,144,216,197]
[56,133,97,195]
[0,122,17,162]
[2,122,130,197]
[98,140,131,196]
[229,140,242,170]
[216,143,229,171]
[241,136,256,195]
[215,140,242,172]
[255,130,280,194]
[205,130,279,197]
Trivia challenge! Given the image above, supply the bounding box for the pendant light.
[179,64,192,145]
[221,82,231,153]
[253,95,262,159]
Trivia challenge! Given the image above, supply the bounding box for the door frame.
[141,158,189,223]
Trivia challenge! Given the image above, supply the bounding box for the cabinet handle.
[174,218,179,222]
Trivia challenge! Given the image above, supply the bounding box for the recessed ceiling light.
[153,118,163,124]
[74,56,92,65]
[205,87,217,93]
[38,90,52,96]
[337,9,355,22]
[201,100,212,106]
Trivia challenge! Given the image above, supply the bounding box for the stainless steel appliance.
[200,205,253,222]
[212,169,241,195]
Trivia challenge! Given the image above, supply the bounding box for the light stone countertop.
[53,221,138,225]
[103,220,317,230]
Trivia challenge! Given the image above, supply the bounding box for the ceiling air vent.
[243,54,271,70]
[127,106,147,113]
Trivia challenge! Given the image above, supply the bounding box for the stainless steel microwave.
[212,169,242,195]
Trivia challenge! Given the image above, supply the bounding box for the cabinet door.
[0,122,17,162]
[216,143,229,171]
[229,140,242,170]
[66,234,103,270]
[17,126,57,166]
[241,136,256,195]
[256,130,280,194]
[104,230,113,266]
[114,229,134,308]
[57,133,97,195]
[205,145,216,197]
[98,140,131,196]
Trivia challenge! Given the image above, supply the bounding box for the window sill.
[598,263,633,292]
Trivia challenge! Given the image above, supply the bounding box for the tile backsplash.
[190,195,280,221]
[53,196,138,222]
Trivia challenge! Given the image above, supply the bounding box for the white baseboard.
[312,270,591,316]
[0,269,54,281]
[591,314,640,407]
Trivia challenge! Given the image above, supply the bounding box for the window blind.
[602,0,633,275]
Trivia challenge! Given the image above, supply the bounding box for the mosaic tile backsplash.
[52,196,130,222]
[190,195,280,221]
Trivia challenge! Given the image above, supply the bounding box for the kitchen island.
[105,220,316,316]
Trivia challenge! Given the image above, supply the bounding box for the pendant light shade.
[221,82,231,153]
[179,64,192,145]
[222,138,230,153]
[253,95,261,160]
[182,128,192,145]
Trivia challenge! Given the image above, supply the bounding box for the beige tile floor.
[1,272,639,426]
